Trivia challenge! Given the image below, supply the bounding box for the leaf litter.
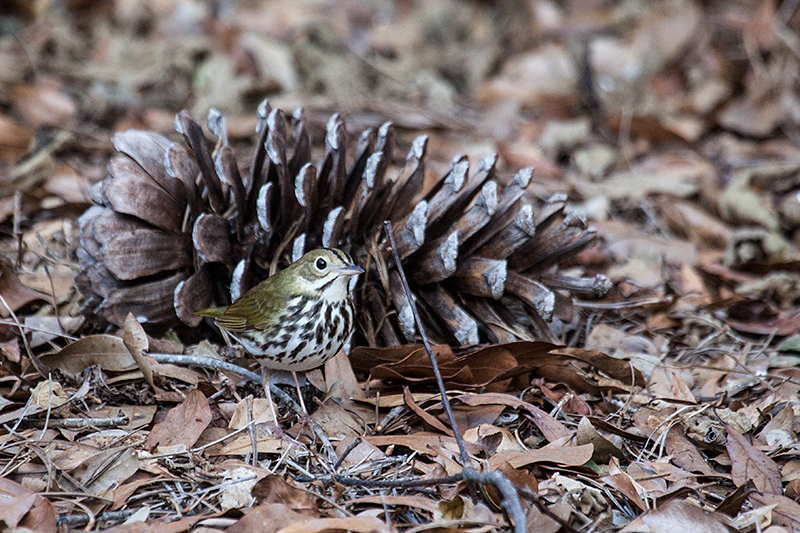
[1,1,800,532]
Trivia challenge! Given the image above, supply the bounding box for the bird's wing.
[212,283,282,332]
[194,307,227,319]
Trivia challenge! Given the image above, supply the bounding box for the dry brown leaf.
[10,83,77,127]
[464,424,525,455]
[309,401,362,441]
[229,397,275,429]
[111,475,162,511]
[335,436,386,468]
[756,403,795,447]
[725,306,800,336]
[278,516,389,533]
[456,392,571,442]
[602,457,647,511]
[664,429,717,476]
[351,343,517,391]
[489,443,594,470]
[149,361,202,385]
[0,477,57,533]
[669,371,697,403]
[17,266,75,304]
[30,379,69,409]
[144,389,212,452]
[251,475,318,513]
[619,498,734,533]
[348,495,437,513]
[526,499,572,533]
[522,345,646,391]
[0,338,20,364]
[576,417,625,464]
[41,334,137,375]
[749,493,800,531]
[404,386,454,436]
[225,503,313,533]
[632,408,716,475]
[487,461,538,504]
[68,447,139,496]
[538,381,590,415]
[434,494,501,526]
[0,113,34,160]
[326,349,367,402]
[725,424,782,495]
[0,258,49,317]
[124,313,153,388]
[214,433,289,456]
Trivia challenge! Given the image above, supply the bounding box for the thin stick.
[0,293,46,377]
[147,353,302,415]
[246,396,258,467]
[382,221,472,469]
[148,353,262,382]
[383,220,561,533]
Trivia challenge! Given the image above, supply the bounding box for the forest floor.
[1,1,800,532]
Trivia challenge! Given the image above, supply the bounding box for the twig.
[381,220,582,533]
[0,293,46,377]
[335,468,575,532]
[334,473,464,488]
[0,395,35,452]
[382,221,472,468]
[148,353,262,382]
[246,395,258,467]
[22,412,129,429]
[41,373,54,439]
[384,221,528,533]
[147,353,302,415]
[334,437,362,470]
[13,190,22,268]
[517,486,581,533]
[57,509,136,527]
[462,468,527,532]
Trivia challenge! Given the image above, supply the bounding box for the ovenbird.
[196,248,363,426]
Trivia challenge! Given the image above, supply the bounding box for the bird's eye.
[315,257,327,270]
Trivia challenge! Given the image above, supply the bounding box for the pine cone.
[77,102,610,346]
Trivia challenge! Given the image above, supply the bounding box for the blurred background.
[2,0,797,171]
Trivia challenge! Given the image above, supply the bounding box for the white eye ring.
[315,257,327,270]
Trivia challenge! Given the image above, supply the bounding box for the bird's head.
[291,248,363,300]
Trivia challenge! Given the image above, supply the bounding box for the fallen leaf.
[457,392,571,442]
[145,389,212,452]
[749,493,800,531]
[489,443,594,470]
[404,386,454,436]
[68,447,139,496]
[251,475,317,513]
[619,498,734,533]
[124,313,153,388]
[277,516,389,533]
[0,477,57,533]
[0,258,49,317]
[41,335,137,375]
[725,424,782,495]
[225,503,312,533]
[602,457,647,511]
[576,417,625,464]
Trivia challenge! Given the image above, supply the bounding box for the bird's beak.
[336,264,364,277]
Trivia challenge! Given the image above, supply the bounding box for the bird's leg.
[291,371,312,430]
[261,367,285,439]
